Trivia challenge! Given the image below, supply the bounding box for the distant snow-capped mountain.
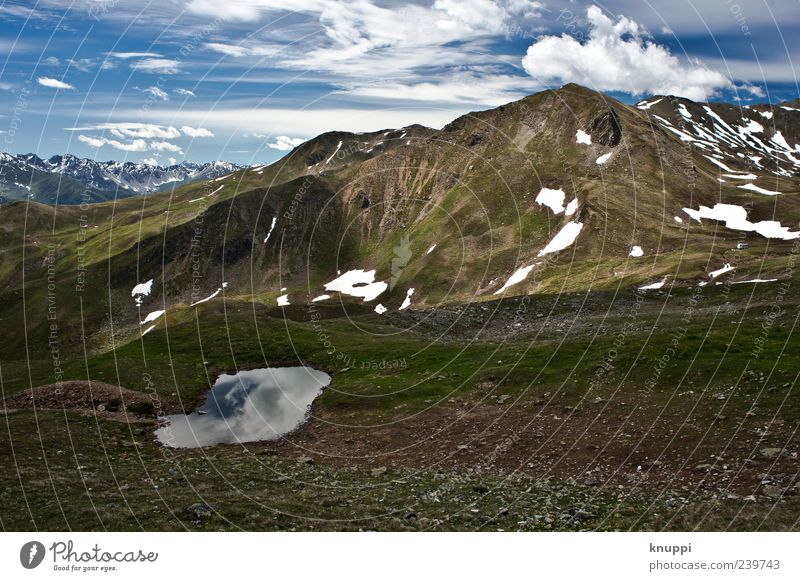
[0,153,243,204]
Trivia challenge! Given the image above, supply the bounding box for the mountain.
[0,153,242,204]
[1,83,799,357]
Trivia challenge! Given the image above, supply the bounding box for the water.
[155,367,331,448]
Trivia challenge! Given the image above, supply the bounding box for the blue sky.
[1,0,799,165]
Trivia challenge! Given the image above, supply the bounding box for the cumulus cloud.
[181,125,214,138]
[142,157,159,165]
[149,141,183,153]
[37,77,75,90]
[521,6,731,101]
[78,135,148,152]
[130,58,181,74]
[266,135,305,151]
[142,86,169,101]
[174,88,196,97]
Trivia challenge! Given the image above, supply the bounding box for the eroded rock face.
[590,110,622,146]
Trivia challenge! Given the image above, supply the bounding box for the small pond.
[155,367,331,448]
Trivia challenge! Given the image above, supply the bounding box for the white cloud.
[43,56,60,66]
[521,6,731,101]
[181,125,214,138]
[131,58,181,74]
[174,88,196,97]
[124,107,464,137]
[143,86,169,101]
[342,73,539,106]
[66,122,181,139]
[37,77,75,90]
[149,141,183,153]
[266,135,305,151]
[78,135,148,152]
[106,51,162,59]
[168,157,177,165]
[142,157,159,165]
[67,58,96,72]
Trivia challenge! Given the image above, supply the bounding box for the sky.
[1,0,799,165]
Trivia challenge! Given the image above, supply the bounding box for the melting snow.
[276,294,290,306]
[374,304,387,314]
[639,280,665,290]
[709,263,735,278]
[732,278,778,284]
[596,152,612,165]
[629,245,643,257]
[494,264,535,295]
[399,288,414,310]
[535,187,567,214]
[311,294,331,302]
[564,198,579,216]
[703,155,735,172]
[737,183,782,196]
[264,216,278,242]
[637,98,663,110]
[537,222,583,257]
[683,203,799,240]
[132,279,154,306]
[324,141,343,165]
[324,269,388,302]
[576,129,592,144]
[190,283,227,307]
[140,310,165,325]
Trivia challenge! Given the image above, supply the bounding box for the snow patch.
[629,245,643,257]
[683,203,799,240]
[595,152,612,165]
[537,222,583,257]
[399,288,414,310]
[426,244,437,255]
[494,264,535,295]
[140,310,164,325]
[758,110,773,120]
[276,294,290,306]
[324,269,388,302]
[709,263,735,278]
[374,304,387,314]
[737,183,781,196]
[637,98,662,110]
[564,198,579,216]
[131,279,154,306]
[639,280,665,290]
[535,187,567,214]
[264,216,278,243]
[576,129,592,144]
[311,294,330,302]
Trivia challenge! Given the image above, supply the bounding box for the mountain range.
[0,153,242,204]
[2,83,800,357]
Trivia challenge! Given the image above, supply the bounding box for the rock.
[405,512,417,521]
[472,484,490,494]
[760,448,784,460]
[665,498,681,509]
[583,474,600,487]
[762,485,783,499]
[565,508,595,523]
[496,394,511,404]
[297,456,314,465]
[185,503,216,519]
[371,466,388,477]
[260,449,279,456]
